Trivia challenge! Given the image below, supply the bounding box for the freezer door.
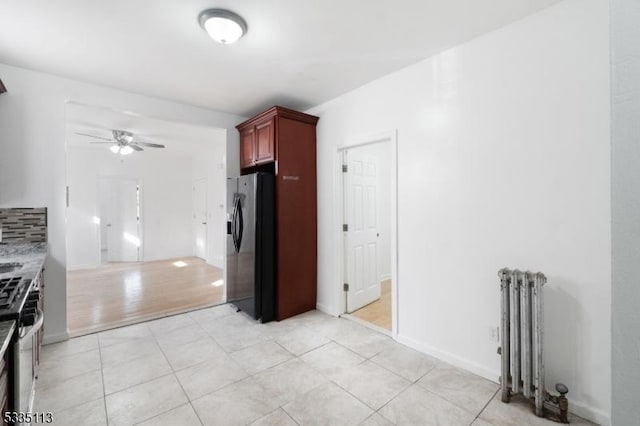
[227,174,257,317]
[226,178,239,306]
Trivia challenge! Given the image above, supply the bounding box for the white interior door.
[345,149,381,312]
[193,178,208,260]
[104,178,140,262]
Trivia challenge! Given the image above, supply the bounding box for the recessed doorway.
[338,131,398,336]
[65,102,228,336]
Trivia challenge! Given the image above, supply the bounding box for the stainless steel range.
[0,272,43,416]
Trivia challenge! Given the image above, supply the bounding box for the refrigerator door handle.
[236,197,244,251]
[231,196,239,253]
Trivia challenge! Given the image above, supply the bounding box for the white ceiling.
[0,0,561,116]
[66,102,226,157]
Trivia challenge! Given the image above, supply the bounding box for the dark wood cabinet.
[239,117,275,167]
[240,126,256,169]
[255,118,275,164]
[237,106,319,321]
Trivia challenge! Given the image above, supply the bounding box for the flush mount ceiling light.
[199,9,247,44]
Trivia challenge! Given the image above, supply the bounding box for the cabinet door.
[240,127,256,169]
[255,119,275,164]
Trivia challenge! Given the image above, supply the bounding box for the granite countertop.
[0,320,16,358]
[0,242,48,281]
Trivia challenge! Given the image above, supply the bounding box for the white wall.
[611,0,640,424]
[0,63,245,343]
[308,0,610,423]
[66,147,194,269]
[192,139,227,268]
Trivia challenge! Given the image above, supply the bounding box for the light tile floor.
[35,306,597,426]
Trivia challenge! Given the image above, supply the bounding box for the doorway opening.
[337,131,398,336]
[65,102,228,336]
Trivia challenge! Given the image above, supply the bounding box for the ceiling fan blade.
[130,144,144,152]
[74,132,113,142]
[134,141,165,148]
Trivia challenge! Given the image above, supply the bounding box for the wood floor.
[352,279,392,330]
[67,257,224,336]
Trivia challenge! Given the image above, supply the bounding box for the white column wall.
[611,0,640,424]
[308,0,611,423]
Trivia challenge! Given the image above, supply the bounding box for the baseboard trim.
[315,302,335,316]
[569,401,610,426]
[208,256,223,268]
[43,331,69,345]
[143,254,194,262]
[396,334,610,426]
[396,334,500,383]
[67,263,99,271]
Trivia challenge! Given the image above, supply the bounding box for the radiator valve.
[556,383,569,423]
[544,383,569,423]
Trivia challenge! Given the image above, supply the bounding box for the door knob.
[202,222,207,225]
[106,224,112,227]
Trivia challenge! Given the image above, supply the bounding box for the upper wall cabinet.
[240,125,256,168]
[238,115,275,169]
[237,107,318,171]
[255,118,275,164]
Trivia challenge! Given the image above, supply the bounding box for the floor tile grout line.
[470,387,500,425]
[326,372,404,414]
[283,407,301,426]
[106,373,186,425]
[96,341,110,426]
[366,352,439,384]
[188,400,206,426]
[103,371,175,399]
[128,394,191,425]
[33,395,106,424]
[419,383,496,420]
[280,404,303,425]
[169,370,205,426]
[39,338,98,359]
[35,364,103,393]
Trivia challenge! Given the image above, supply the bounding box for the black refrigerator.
[226,172,276,322]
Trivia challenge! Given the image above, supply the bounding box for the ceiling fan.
[75,129,165,155]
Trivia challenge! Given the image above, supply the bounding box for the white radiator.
[498,268,569,423]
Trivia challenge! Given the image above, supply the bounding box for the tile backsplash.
[0,208,48,243]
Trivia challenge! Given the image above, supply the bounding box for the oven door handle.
[20,308,44,340]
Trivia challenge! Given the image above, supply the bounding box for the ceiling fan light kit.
[109,144,134,156]
[199,9,247,44]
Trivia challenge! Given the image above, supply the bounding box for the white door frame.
[334,130,399,338]
[192,177,208,261]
